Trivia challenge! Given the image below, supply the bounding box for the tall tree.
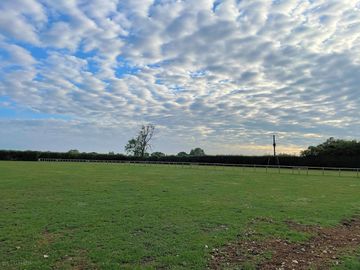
[125,124,155,157]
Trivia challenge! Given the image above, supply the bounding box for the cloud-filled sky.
[0,0,360,155]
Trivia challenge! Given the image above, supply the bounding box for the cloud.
[0,0,360,154]
[0,0,45,44]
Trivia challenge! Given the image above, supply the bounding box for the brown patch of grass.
[37,229,96,269]
[54,249,97,270]
[140,255,155,266]
[37,228,61,247]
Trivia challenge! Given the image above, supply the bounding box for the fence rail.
[37,158,360,178]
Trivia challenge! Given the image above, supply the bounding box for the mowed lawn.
[1,162,360,269]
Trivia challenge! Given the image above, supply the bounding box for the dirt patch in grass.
[54,249,97,270]
[209,217,360,269]
[140,255,155,266]
[37,228,61,247]
[38,229,96,269]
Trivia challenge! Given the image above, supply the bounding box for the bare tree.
[125,124,155,157]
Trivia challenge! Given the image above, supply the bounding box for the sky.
[0,0,360,155]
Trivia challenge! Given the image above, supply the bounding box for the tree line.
[1,123,359,167]
[301,137,360,157]
[1,149,360,168]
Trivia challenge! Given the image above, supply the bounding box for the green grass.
[332,249,360,270]
[1,161,360,269]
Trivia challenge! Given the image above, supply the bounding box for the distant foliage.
[0,150,40,161]
[189,148,206,156]
[177,152,188,157]
[2,137,360,168]
[0,150,359,167]
[301,137,360,157]
[151,152,165,158]
[125,124,155,157]
[67,149,80,155]
[125,138,141,157]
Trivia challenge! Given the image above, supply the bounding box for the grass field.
[1,161,360,269]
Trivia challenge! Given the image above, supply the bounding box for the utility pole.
[268,135,279,166]
[273,135,276,157]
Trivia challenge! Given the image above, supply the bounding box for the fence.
[37,158,360,178]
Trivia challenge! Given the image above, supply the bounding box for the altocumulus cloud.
[0,0,360,154]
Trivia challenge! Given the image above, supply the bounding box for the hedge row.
[1,150,360,168]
